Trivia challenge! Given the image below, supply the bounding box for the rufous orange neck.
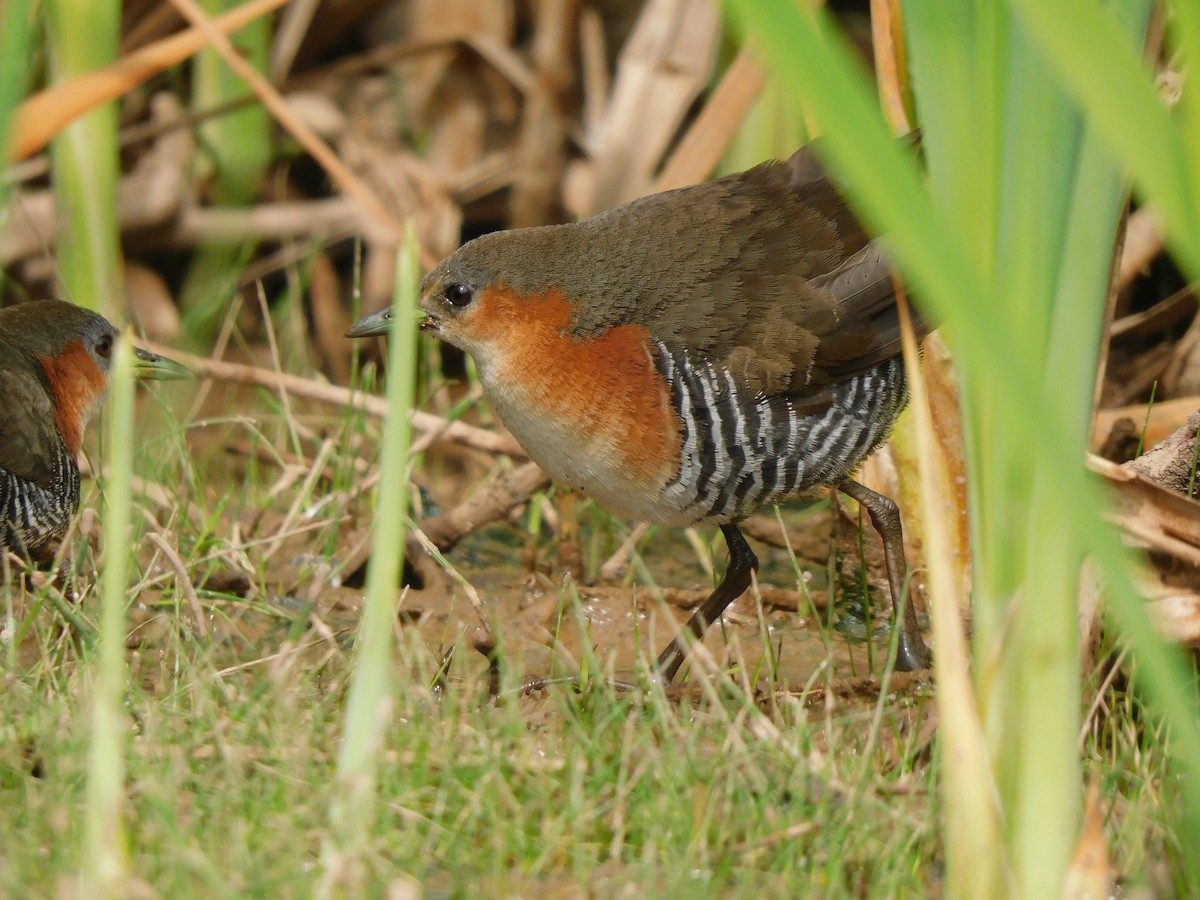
[39,340,109,455]
[470,286,681,492]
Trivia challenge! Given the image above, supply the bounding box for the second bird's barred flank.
[0,444,81,562]
[655,343,908,524]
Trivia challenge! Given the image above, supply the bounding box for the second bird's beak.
[133,346,191,381]
[346,307,432,339]
[346,308,393,338]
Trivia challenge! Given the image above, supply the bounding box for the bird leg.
[838,480,932,671]
[655,523,758,681]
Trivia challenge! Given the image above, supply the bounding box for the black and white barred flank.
[0,444,81,563]
[655,343,908,525]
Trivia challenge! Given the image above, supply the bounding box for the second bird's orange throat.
[39,340,109,455]
[461,285,682,495]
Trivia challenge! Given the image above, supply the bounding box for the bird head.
[346,226,581,379]
[346,233,510,355]
[0,300,189,454]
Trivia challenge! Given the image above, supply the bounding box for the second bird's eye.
[95,334,113,358]
[444,284,473,308]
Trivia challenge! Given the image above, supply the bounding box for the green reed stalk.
[0,0,33,181]
[320,226,420,891]
[47,0,120,315]
[731,0,1197,895]
[1011,0,1200,867]
[180,0,271,341]
[81,336,136,895]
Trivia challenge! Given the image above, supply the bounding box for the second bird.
[0,300,188,566]
[350,140,933,677]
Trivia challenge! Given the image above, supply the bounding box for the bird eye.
[444,284,474,308]
[95,334,113,358]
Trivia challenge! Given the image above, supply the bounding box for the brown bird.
[0,299,188,565]
[349,140,933,677]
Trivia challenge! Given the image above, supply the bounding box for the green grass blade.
[1173,0,1200,203]
[1011,0,1200,861]
[81,334,136,895]
[904,0,1004,270]
[1009,0,1200,271]
[320,225,420,890]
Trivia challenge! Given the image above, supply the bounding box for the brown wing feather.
[622,139,924,400]
[809,240,930,378]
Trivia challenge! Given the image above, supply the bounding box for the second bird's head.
[4,300,190,439]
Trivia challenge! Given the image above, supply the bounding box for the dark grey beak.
[133,346,191,381]
[346,309,395,338]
